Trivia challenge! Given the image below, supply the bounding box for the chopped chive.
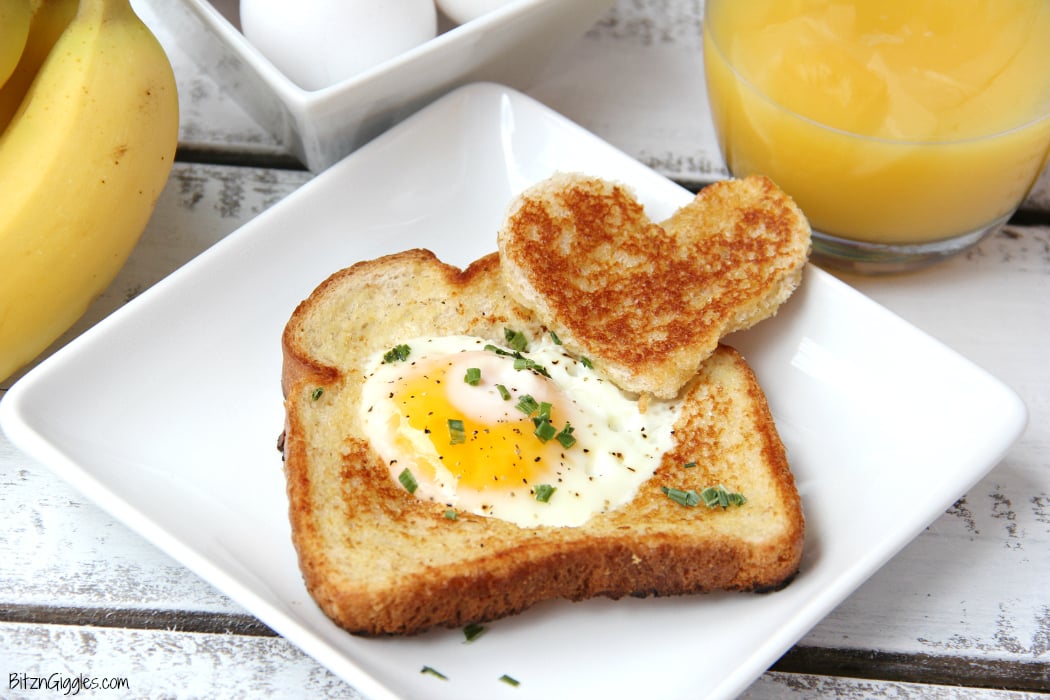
[462,623,485,642]
[532,359,551,376]
[515,394,540,416]
[660,484,746,509]
[464,367,482,386]
[399,468,419,494]
[504,328,528,352]
[382,343,411,363]
[661,485,701,507]
[499,674,521,687]
[549,330,562,345]
[420,666,447,680]
[683,461,697,469]
[483,343,550,377]
[444,508,458,520]
[496,384,511,400]
[448,418,466,445]
[699,486,720,507]
[699,485,747,509]
[556,422,576,449]
[512,356,550,376]
[310,387,324,401]
[534,484,556,502]
[580,356,593,369]
[537,402,552,422]
[533,419,557,443]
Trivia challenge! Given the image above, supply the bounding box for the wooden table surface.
[2,1,1048,698]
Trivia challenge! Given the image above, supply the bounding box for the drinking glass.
[703,0,1050,273]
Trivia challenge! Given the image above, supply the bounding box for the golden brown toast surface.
[281,249,804,636]
[497,173,811,398]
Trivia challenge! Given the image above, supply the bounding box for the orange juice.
[703,0,1050,245]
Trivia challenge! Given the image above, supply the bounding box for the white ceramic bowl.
[148,0,615,171]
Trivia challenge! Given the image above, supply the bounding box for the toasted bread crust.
[282,249,804,636]
[497,173,811,398]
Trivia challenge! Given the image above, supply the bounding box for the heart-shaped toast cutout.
[497,173,811,398]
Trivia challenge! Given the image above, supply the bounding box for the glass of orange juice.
[703,0,1050,273]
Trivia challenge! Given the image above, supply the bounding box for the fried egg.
[360,332,682,527]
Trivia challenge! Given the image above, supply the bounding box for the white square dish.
[0,83,1027,700]
[142,0,614,171]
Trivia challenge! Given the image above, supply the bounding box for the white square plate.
[0,83,1027,700]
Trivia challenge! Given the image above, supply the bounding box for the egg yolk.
[390,366,567,491]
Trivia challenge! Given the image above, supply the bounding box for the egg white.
[360,334,682,527]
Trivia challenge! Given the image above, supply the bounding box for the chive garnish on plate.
[462,623,485,642]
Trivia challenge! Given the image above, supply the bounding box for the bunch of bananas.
[0,0,179,382]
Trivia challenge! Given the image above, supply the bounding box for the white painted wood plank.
[2,621,1041,700]
[530,0,724,185]
[744,672,1045,700]
[0,443,236,614]
[0,622,1041,700]
[0,622,362,700]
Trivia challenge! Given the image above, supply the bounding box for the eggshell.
[436,0,517,25]
[240,0,437,90]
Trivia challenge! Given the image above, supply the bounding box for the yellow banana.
[0,0,32,88]
[0,0,179,381]
[0,0,78,131]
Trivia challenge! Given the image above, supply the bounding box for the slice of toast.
[497,173,811,399]
[281,248,804,636]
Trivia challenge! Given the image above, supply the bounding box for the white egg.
[436,0,517,25]
[240,0,437,90]
[360,333,682,528]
